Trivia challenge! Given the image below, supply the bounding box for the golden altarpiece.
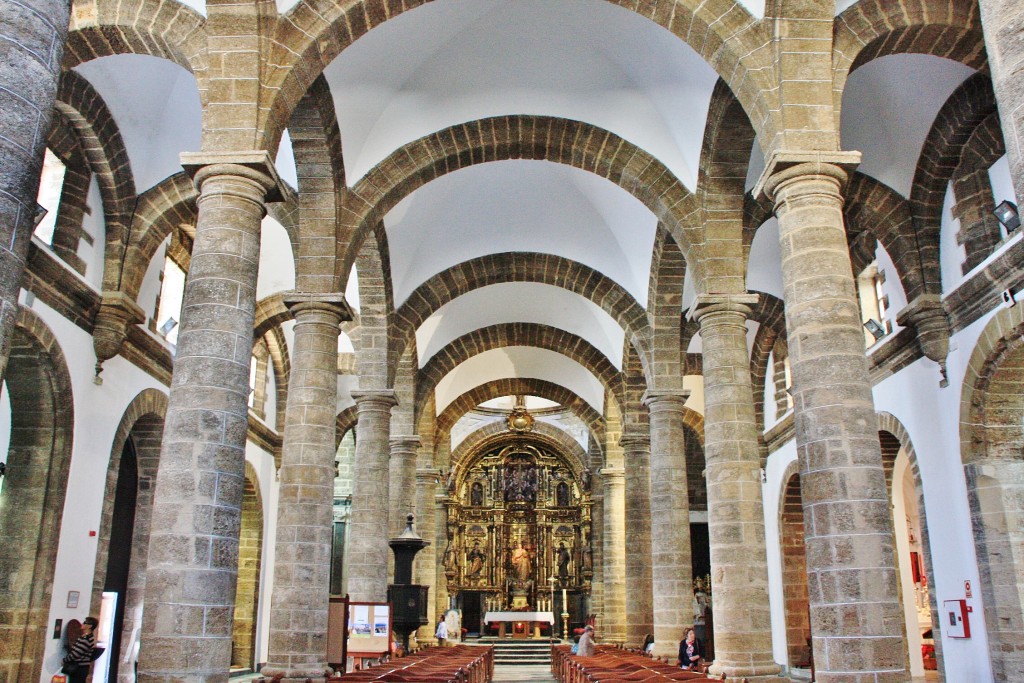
[441,407,594,633]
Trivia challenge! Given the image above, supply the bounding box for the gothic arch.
[233,461,264,669]
[777,459,811,671]
[0,308,74,683]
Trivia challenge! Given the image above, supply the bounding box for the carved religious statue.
[467,541,486,577]
[557,542,571,579]
[511,540,532,582]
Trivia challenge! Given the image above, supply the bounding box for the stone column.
[642,391,692,661]
[692,294,779,679]
[346,389,398,602]
[589,493,604,630]
[389,436,420,535]
[414,467,439,645]
[262,294,349,680]
[0,0,70,384]
[600,466,627,644]
[762,159,908,682]
[138,154,282,683]
[619,428,653,648]
[977,0,1024,202]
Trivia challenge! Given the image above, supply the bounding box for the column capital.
[416,468,441,483]
[283,291,353,323]
[688,293,759,324]
[753,149,861,200]
[600,466,626,480]
[390,435,422,452]
[351,389,398,409]
[181,150,289,202]
[641,390,690,409]
[617,427,650,451]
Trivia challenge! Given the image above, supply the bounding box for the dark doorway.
[104,438,138,683]
[461,591,482,637]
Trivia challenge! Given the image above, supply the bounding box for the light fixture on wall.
[158,317,178,337]
[0,462,6,478]
[993,200,1020,232]
[864,319,886,341]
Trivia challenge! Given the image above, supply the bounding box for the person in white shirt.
[435,618,448,647]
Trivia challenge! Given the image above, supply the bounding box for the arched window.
[155,256,185,346]
[34,149,66,245]
[857,260,890,347]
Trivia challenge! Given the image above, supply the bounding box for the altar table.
[483,611,555,638]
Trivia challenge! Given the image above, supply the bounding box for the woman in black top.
[677,627,703,671]
[63,617,98,683]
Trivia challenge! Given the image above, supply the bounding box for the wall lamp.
[0,462,6,478]
[158,317,178,337]
[993,200,1020,232]
[864,319,886,341]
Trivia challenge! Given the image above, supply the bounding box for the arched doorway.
[891,449,932,676]
[960,308,1024,680]
[779,464,811,673]
[231,467,263,670]
[0,312,74,683]
[91,390,166,683]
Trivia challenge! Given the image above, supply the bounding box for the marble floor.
[492,664,558,682]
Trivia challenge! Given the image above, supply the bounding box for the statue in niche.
[443,535,457,573]
[467,541,486,577]
[511,540,532,582]
[471,482,484,506]
[556,482,570,507]
[557,542,571,579]
[580,533,593,572]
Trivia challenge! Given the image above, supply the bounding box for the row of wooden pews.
[331,645,494,682]
[551,644,730,683]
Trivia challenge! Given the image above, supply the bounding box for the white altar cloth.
[484,611,555,624]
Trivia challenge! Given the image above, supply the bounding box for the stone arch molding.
[390,252,653,385]
[450,420,590,481]
[263,0,772,156]
[335,116,700,294]
[0,308,75,683]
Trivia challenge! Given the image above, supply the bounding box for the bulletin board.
[346,602,391,657]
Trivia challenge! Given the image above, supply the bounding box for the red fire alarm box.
[943,599,971,638]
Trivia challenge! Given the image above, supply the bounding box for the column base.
[708,663,781,680]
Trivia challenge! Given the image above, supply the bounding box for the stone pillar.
[977,0,1024,202]
[433,495,450,625]
[589,493,604,630]
[389,437,420,535]
[138,154,282,683]
[692,294,779,679]
[346,389,398,602]
[262,294,349,680]
[600,466,626,644]
[414,467,439,645]
[0,0,70,384]
[642,391,692,661]
[762,159,908,682]
[619,428,653,648]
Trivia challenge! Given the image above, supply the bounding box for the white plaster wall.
[868,305,1007,681]
[763,439,798,667]
[20,295,166,682]
[244,440,280,669]
[79,176,107,290]
[137,238,171,323]
[761,292,1012,678]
